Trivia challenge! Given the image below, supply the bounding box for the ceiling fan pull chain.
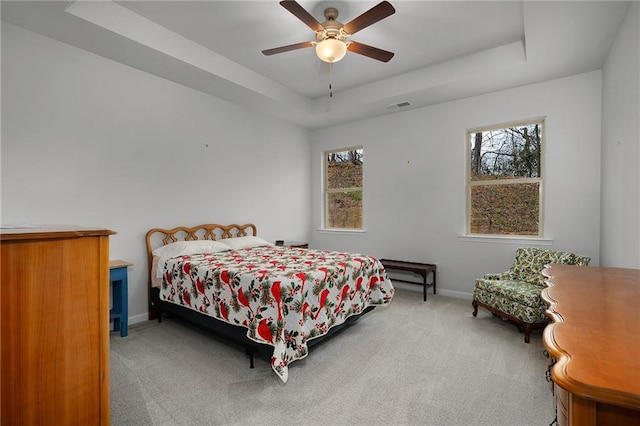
[329,62,334,98]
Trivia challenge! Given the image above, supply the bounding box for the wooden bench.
[379,259,436,301]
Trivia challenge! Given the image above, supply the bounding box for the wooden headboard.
[145,223,257,312]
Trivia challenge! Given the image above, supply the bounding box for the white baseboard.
[128,313,149,325]
[437,288,474,300]
[110,312,149,331]
[391,281,474,300]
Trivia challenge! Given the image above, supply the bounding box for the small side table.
[110,260,132,337]
[285,241,309,249]
[275,241,309,249]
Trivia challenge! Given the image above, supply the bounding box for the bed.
[146,223,394,382]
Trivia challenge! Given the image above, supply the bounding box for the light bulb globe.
[316,39,347,63]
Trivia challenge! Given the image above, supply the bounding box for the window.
[324,147,363,230]
[467,119,544,236]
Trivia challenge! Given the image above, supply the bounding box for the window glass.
[324,147,363,230]
[468,121,543,236]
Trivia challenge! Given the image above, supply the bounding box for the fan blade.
[347,41,394,62]
[262,41,314,56]
[279,1,324,32]
[343,1,396,35]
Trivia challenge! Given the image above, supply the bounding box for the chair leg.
[473,299,546,343]
[523,323,532,343]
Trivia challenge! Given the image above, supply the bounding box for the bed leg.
[246,348,255,369]
[158,312,162,323]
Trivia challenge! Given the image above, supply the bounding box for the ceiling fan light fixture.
[315,38,347,63]
[263,1,395,63]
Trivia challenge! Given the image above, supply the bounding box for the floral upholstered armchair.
[472,247,590,343]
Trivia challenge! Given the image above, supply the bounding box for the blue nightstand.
[110,260,132,337]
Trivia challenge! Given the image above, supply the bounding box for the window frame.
[465,118,545,237]
[323,145,364,231]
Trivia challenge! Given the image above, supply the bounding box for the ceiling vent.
[385,101,411,111]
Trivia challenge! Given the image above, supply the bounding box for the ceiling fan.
[262,1,396,64]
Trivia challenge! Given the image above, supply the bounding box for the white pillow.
[152,240,231,258]
[218,236,272,250]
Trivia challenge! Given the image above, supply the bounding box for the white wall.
[310,72,602,297]
[601,1,640,268]
[4,6,634,321]
[1,23,311,323]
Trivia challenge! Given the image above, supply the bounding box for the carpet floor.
[110,284,555,425]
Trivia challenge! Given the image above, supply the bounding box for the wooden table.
[542,265,640,425]
[379,259,436,301]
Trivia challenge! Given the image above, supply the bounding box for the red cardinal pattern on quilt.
[159,245,393,383]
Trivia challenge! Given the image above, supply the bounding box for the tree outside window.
[468,120,544,236]
[324,147,363,230]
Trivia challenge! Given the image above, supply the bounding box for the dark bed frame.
[146,223,374,369]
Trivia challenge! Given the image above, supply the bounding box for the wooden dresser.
[542,265,640,426]
[1,225,115,425]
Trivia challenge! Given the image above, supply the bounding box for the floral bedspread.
[159,245,394,382]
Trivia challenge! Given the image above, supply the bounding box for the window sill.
[458,234,553,245]
[317,228,368,236]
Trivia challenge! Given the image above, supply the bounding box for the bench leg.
[421,272,427,301]
[420,268,436,301]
